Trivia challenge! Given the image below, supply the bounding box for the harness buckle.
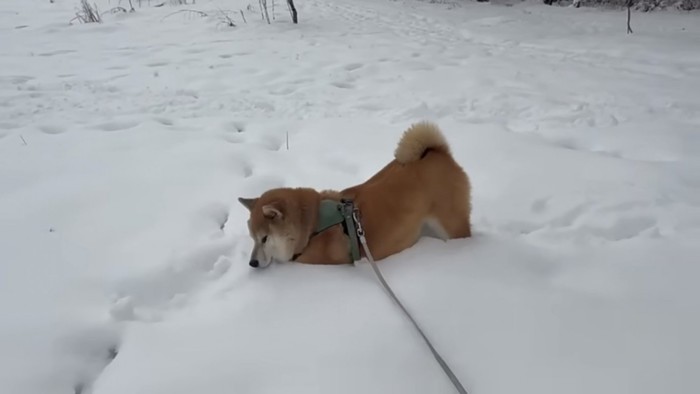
[340,199,365,237]
[352,207,365,237]
[338,198,362,262]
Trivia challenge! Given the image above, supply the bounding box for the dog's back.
[342,122,472,260]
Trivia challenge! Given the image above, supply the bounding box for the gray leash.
[351,208,469,394]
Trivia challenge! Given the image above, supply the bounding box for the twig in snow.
[107,345,119,361]
[71,0,102,24]
[216,8,236,27]
[219,213,229,230]
[286,131,289,150]
[259,0,270,24]
[626,0,634,34]
[107,6,129,14]
[240,9,247,23]
[287,0,297,24]
[20,135,27,146]
[159,9,207,22]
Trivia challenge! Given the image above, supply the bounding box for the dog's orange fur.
[239,121,471,266]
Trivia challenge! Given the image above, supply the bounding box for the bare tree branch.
[627,0,634,34]
[287,0,297,24]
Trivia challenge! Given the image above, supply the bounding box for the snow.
[1,0,699,393]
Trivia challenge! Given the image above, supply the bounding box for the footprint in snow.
[353,102,388,112]
[290,77,314,85]
[597,201,649,213]
[1,75,34,85]
[224,121,246,133]
[153,117,174,127]
[223,134,245,144]
[500,201,590,236]
[38,124,67,135]
[196,202,232,233]
[184,47,207,55]
[586,216,658,241]
[96,120,140,132]
[108,239,234,323]
[229,154,254,178]
[107,74,129,82]
[548,202,592,228]
[0,122,20,131]
[258,133,285,151]
[343,63,363,71]
[269,86,297,96]
[551,137,581,151]
[37,49,76,57]
[241,163,253,178]
[331,81,354,89]
[219,52,252,58]
[530,197,550,214]
[405,61,433,71]
[58,325,120,394]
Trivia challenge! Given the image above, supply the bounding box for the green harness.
[292,199,361,262]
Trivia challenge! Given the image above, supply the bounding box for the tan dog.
[238,121,472,268]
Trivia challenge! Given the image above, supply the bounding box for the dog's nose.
[249,259,259,268]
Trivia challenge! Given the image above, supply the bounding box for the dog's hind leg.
[421,217,451,241]
[437,210,471,239]
[431,193,472,239]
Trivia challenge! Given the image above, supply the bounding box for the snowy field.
[1,0,699,393]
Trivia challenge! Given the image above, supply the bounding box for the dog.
[238,121,472,268]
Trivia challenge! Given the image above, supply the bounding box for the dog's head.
[238,193,301,269]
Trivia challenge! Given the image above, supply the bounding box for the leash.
[350,206,470,394]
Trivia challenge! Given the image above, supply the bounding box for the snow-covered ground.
[1,0,699,393]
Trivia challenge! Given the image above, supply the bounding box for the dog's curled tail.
[394,121,450,164]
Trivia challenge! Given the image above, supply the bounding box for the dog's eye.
[261,236,268,244]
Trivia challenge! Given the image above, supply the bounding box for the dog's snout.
[249,259,259,268]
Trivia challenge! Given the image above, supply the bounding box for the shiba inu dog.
[238,121,472,268]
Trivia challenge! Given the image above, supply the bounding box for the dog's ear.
[238,197,258,211]
[262,203,283,220]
